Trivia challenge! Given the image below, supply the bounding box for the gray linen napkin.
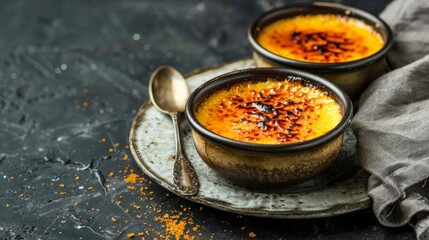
[351,0,429,239]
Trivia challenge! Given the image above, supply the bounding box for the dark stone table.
[0,0,416,239]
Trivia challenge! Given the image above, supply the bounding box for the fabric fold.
[353,54,429,240]
[352,0,429,238]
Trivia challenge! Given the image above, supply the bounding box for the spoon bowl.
[149,65,199,196]
[149,67,189,113]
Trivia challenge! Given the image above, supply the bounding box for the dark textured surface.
[0,0,416,239]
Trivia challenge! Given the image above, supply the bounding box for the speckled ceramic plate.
[129,59,371,218]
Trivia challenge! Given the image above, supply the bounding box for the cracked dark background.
[0,0,416,239]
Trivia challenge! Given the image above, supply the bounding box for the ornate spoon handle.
[171,112,199,196]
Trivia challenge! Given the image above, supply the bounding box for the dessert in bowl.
[248,2,393,99]
[185,68,352,188]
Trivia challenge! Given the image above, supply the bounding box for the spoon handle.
[171,112,199,196]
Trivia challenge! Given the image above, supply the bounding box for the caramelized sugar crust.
[196,79,342,144]
[257,14,385,63]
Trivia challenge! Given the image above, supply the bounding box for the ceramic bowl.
[248,2,393,99]
[185,68,353,188]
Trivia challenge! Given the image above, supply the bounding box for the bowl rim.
[185,68,353,154]
[247,2,393,73]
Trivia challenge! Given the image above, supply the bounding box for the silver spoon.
[149,65,199,196]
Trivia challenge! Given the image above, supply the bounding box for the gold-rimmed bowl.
[185,68,353,188]
[248,2,393,99]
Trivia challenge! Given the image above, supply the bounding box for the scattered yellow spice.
[155,214,194,240]
[124,173,141,183]
[127,233,135,238]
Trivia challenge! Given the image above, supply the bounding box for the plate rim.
[129,58,371,219]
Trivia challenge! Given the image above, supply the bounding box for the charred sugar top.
[195,78,342,144]
[256,14,385,63]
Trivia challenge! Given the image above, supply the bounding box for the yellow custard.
[257,14,385,63]
[196,78,342,144]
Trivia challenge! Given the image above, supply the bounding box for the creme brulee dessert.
[256,14,385,63]
[195,78,342,144]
